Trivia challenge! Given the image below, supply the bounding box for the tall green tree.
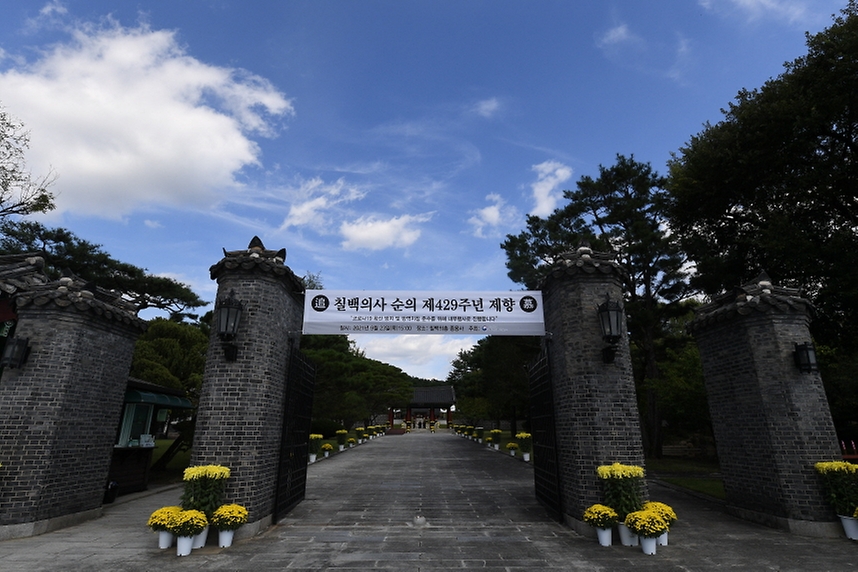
[667,2,858,351]
[130,318,208,396]
[0,220,205,320]
[502,155,690,455]
[301,334,413,429]
[447,336,536,431]
[666,4,858,443]
[0,105,55,219]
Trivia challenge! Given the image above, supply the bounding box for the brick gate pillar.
[192,237,305,538]
[0,269,145,539]
[689,273,841,536]
[540,245,645,533]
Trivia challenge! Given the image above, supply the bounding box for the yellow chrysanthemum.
[624,509,668,538]
[183,464,231,481]
[642,501,677,525]
[596,462,645,479]
[582,504,618,528]
[147,506,182,531]
[815,461,858,474]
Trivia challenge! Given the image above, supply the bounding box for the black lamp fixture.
[1,337,30,369]
[794,342,818,373]
[597,294,624,363]
[215,289,244,361]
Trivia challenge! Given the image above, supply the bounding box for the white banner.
[303,290,545,336]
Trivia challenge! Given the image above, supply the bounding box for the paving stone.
[0,430,856,571]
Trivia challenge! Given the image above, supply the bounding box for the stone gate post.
[192,237,305,538]
[540,245,645,533]
[689,273,841,536]
[0,264,145,539]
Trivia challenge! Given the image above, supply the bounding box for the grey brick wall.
[192,240,304,528]
[690,279,840,525]
[541,247,646,524]
[0,291,143,528]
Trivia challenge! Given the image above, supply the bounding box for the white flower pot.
[617,523,638,546]
[596,527,612,547]
[840,515,858,540]
[192,526,209,549]
[339,444,345,451]
[657,530,668,546]
[219,529,235,548]
[158,530,174,549]
[523,452,531,462]
[641,536,657,555]
[309,453,317,463]
[176,535,193,556]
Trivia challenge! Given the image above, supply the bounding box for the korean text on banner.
[302,290,545,336]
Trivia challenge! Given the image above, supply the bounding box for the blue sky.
[0,0,846,379]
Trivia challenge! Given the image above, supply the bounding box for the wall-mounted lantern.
[793,342,818,373]
[216,290,244,361]
[597,295,624,363]
[1,337,29,369]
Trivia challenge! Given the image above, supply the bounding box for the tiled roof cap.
[689,271,814,333]
[540,243,625,288]
[12,267,145,330]
[210,236,304,292]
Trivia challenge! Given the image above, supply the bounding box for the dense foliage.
[0,220,206,320]
[447,336,539,433]
[301,334,415,429]
[667,3,858,441]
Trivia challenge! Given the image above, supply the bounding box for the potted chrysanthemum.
[168,510,208,556]
[490,429,502,450]
[642,501,676,545]
[815,460,858,539]
[596,462,645,546]
[506,442,519,457]
[336,429,348,451]
[211,503,248,548]
[516,432,532,462]
[321,442,334,457]
[583,504,618,546]
[624,509,669,555]
[181,464,231,548]
[309,434,323,462]
[147,506,182,549]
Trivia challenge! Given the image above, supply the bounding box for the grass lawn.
[646,457,725,500]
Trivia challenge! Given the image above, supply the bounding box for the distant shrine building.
[399,386,456,427]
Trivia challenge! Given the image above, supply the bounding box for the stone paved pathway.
[1,430,856,571]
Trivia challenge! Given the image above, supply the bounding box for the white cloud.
[529,160,572,217]
[467,193,518,238]
[472,97,501,118]
[340,213,433,251]
[0,20,293,219]
[143,219,161,229]
[596,24,638,49]
[698,0,825,25]
[280,177,364,230]
[667,35,694,83]
[354,334,479,380]
[40,1,67,17]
